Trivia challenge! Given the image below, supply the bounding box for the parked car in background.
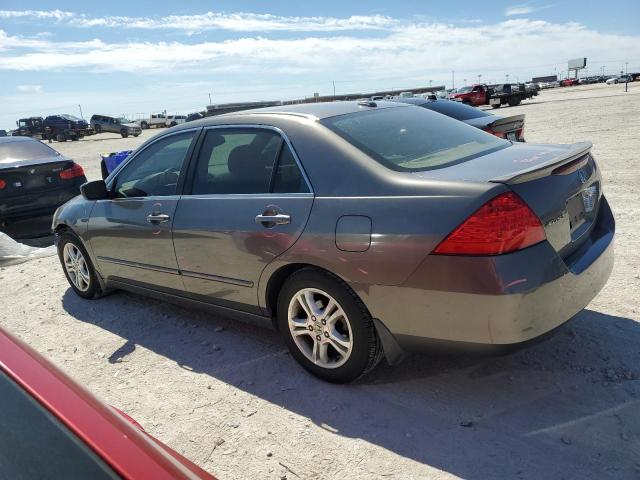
[100,150,132,179]
[0,136,86,239]
[137,114,167,129]
[186,112,205,123]
[165,115,187,127]
[90,115,142,138]
[54,101,614,383]
[43,114,94,142]
[0,325,216,480]
[561,78,579,87]
[0,130,6,137]
[606,75,632,85]
[392,98,526,141]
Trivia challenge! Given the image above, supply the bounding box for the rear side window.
[0,371,118,480]
[272,146,309,193]
[0,140,58,162]
[423,100,491,121]
[321,106,507,172]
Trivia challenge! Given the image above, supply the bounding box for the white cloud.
[0,10,396,32]
[505,4,552,16]
[16,84,42,93]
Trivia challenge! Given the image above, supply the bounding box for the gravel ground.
[2,82,640,479]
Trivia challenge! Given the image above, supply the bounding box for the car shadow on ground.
[62,289,640,479]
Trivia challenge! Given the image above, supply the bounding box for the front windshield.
[321,105,507,172]
[117,117,132,123]
[60,114,80,121]
[456,86,472,93]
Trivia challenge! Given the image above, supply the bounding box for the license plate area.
[506,131,517,141]
[566,182,599,239]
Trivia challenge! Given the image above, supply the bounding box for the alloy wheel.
[63,243,91,292]
[287,288,353,369]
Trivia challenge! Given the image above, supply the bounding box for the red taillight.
[485,128,506,139]
[59,163,84,180]
[0,179,6,190]
[433,192,546,256]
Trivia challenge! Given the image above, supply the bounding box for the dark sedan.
[393,97,525,141]
[0,136,86,239]
[53,101,613,383]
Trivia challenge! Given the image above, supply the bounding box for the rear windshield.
[321,106,507,171]
[60,114,80,121]
[423,100,491,121]
[0,140,59,162]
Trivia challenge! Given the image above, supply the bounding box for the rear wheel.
[491,104,502,109]
[56,133,67,142]
[508,97,521,107]
[57,232,102,299]
[277,268,382,383]
[141,121,149,129]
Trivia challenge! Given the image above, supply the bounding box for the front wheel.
[140,121,149,129]
[277,269,382,383]
[120,130,128,138]
[57,232,103,299]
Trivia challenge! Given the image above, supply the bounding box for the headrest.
[228,145,256,176]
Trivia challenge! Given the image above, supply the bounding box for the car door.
[87,129,200,291]
[172,126,314,313]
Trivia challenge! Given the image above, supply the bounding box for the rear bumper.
[363,196,615,350]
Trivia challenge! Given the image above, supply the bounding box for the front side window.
[114,131,196,198]
[322,106,508,172]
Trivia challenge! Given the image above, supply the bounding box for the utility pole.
[625,62,628,75]
[505,74,509,83]
[332,81,336,98]
[429,79,432,87]
[208,93,212,105]
[477,74,482,83]
[451,70,455,89]
[463,78,467,85]
[78,104,83,119]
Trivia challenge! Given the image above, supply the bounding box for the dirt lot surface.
[1,82,640,479]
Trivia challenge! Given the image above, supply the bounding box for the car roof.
[0,136,38,145]
[221,100,407,121]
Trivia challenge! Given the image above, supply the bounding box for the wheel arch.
[262,262,406,366]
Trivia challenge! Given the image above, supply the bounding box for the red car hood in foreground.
[0,327,216,480]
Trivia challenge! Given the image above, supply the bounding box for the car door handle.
[147,213,170,224]
[255,213,291,225]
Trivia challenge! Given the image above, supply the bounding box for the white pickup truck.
[137,114,167,129]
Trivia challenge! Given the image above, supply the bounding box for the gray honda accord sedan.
[53,101,614,382]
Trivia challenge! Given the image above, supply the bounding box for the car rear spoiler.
[487,114,525,133]
[490,141,593,184]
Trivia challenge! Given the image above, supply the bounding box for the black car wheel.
[140,121,149,129]
[57,232,103,300]
[94,124,102,133]
[277,268,383,383]
[120,130,128,138]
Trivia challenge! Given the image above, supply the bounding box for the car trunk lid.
[466,114,525,141]
[0,159,75,197]
[413,142,601,258]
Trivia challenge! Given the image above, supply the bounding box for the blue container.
[101,150,132,175]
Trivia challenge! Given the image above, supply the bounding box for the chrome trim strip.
[181,270,254,287]
[201,124,314,194]
[96,256,179,275]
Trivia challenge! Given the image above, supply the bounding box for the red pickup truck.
[449,83,536,108]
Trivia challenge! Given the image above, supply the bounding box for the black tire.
[120,129,128,138]
[100,160,109,180]
[94,124,102,133]
[170,122,177,127]
[56,133,67,142]
[133,133,140,137]
[277,268,383,383]
[141,121,149,129]
[71,136,79,141]
[508,98,521,107]
[491,104,502,109]
[57,231,103,300]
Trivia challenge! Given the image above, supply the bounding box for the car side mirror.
[81,180,108,200]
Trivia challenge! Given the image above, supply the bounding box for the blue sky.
[1,0,639,129]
